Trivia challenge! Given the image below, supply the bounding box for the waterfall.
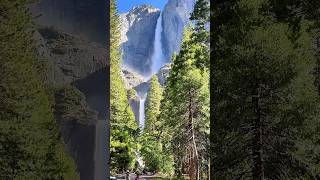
[150,13,165,76]
[139,96,146,129]
[134,150,145,169]
[138,13,165,131]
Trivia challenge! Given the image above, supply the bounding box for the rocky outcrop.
[35,27,106,88]
[127,89,140,124]
[162,0,195,61]
[121,68,144,89]
[120,5,160,75]
[157,63,172,86]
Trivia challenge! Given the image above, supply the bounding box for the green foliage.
[145,75,163,132]
[156,1,211,177]
[0,0,79,179]
[160,27,210,178]
[110,0,138,173]
[140,75,175,175]
[212,0,320,179]
[127,88,137,100]
[190,0,210,70]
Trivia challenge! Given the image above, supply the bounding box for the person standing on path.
[135,174,139,180]
[126,170,130,180]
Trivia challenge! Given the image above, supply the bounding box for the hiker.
[126,170,130,180]
[135,173,140,180]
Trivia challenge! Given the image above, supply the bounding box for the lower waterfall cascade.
[138,94,146,129]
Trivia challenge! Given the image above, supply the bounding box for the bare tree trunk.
[188,90,200,180]
[208,159,210,180]
[316,36,320,95]
[252,95,264,180]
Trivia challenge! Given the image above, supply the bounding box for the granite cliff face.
[31,1,109,179]
[119,1,194,77]
[162,0,196,61]
[120,5,160,75]
[120,1,195,124]
[35,27,106,88]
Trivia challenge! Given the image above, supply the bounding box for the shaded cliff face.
[74,69,108,180]
[162,0,195,61]
[30,0,107,45]
[35,27,106,88]
[54,86,97,180]
[75,68,108,120]
[35,27,107,180]
[120,5,160,75]
[31,1,109,179]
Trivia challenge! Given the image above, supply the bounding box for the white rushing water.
[138,13,165,131]
[139,95,146,129]
[150,13,165,77]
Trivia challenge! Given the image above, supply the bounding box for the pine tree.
[268,0,320,96]
[159,1,211,177]
[145,75,163,132]
[160,28,210,180]
[0,0,79,179]
[211,0,320,179]
[140,75,173,174]
[190,0,210,70]
[110,0,138,173]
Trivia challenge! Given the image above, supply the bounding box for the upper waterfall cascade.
[138,13,165,130]
[120,1,195,129]
[150,13,165,77]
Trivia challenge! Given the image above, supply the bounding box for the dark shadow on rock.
[60,119,96,180]
[74,68,108,120]
[74,67,109,180]
[30,0,107,45]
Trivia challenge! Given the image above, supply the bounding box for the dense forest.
[110,0,210,179]
[0,0,79,179]
[212,0,320,179]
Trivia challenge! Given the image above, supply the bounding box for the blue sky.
[116,0,168,13]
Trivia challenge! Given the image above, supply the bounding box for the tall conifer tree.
[145,75,163,132]
[212,0,320,178]
[140,75,174,174]
[160,28,210,179]
[110,0,138,173]
[0,0,79,179]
